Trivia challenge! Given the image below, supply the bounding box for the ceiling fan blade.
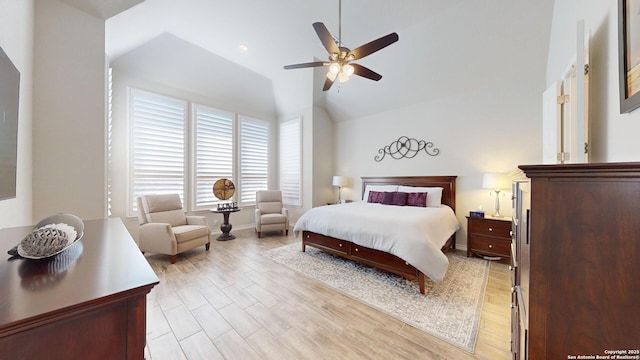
[351,64,383,81]
[323,77,335,91]
[283,61,327,70]
[349,32,399,60]
[313,22,340,55]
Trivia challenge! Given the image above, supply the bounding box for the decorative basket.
[6,213,85,260]
[18,228,69,258]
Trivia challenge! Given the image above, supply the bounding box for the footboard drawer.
[303,231,348,256]
[350,244,416,278]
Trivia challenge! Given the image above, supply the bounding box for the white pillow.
[398,186,443,207]
[363,185,399,202]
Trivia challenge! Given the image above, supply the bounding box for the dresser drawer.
[468,235,511,257]
[468,218,511,238]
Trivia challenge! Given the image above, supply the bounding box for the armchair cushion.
[256,190,284,214]
[261,213,287,225]
[172,224,210,243]
[140,194,187,226]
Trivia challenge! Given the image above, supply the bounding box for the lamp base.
[493,190,503,218]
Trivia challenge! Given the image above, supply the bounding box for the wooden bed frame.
[301,175,457,294]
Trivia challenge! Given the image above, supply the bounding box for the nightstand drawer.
[468,235,511,257]
[468,218,511,238]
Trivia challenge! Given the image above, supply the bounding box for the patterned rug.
[262,242,489,353]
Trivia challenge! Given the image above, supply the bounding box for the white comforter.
[293,201,460,282]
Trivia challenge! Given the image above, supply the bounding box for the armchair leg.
[257,231,261,238]
[205,242,210,251]
[170,254,177,264]
[285,229,289,236]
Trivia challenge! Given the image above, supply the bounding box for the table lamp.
[332,176,347,203]
[483,173,510,217]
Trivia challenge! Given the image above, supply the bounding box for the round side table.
[210,207,241,241]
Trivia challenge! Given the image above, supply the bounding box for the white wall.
[335,76,544,250]
[547,0,640,162]
[0,0,34,228]
[311,105,335,207]
[331,3,554,250]
[32,0,107,221]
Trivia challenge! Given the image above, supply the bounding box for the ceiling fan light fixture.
[326,70,338,81]
[342,64,354,76]
[338,72,350,83]
[329,62,341,75]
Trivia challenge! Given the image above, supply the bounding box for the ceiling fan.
[283,0,399,91]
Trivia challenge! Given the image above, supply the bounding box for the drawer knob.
[509,265,514,271]
[488,244,493,248]
[339,243,343,247]
[355,248,359,252]
[488,227,493,232]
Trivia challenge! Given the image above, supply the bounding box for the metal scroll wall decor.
[374,136,439,162]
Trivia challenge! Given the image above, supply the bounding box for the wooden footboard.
[302,231,455,294]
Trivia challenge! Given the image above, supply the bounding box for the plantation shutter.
[129,89,186,216]
[239,116,269,206]
[279,118,301,206]
[193,104,234,210]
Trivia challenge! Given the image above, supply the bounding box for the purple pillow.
[368,190,385,203]
[381,191,396,205]
[391,192,408,206]
[407,192,428,207]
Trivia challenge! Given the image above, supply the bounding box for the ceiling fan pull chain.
[338,0,342,47]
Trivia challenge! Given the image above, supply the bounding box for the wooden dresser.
[511,162,640,359]
[0,218,159,359]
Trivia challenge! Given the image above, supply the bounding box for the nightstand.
[466,216,511,259]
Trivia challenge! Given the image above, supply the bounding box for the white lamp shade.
[332,176,347,187]
[483,173,510,190]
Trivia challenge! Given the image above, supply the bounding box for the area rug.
[262,242,489,353]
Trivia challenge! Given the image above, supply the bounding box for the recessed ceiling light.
[239,45,248,52]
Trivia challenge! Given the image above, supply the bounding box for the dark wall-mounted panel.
[0,46,20,200]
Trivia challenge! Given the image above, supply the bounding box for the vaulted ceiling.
[64,0,555,122]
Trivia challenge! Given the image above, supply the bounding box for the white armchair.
[137,194,211,263]
[255,190,289,238]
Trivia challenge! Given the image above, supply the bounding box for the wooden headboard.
[360,176,457,212]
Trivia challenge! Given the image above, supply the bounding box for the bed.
[293,176,459,294]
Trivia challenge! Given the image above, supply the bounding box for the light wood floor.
[143,228,512,360]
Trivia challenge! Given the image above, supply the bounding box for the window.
[279,118,301,206]
[129,89,186,217]
[126,88,270,216]
[193,104,234,210]
[239,116,269,206]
